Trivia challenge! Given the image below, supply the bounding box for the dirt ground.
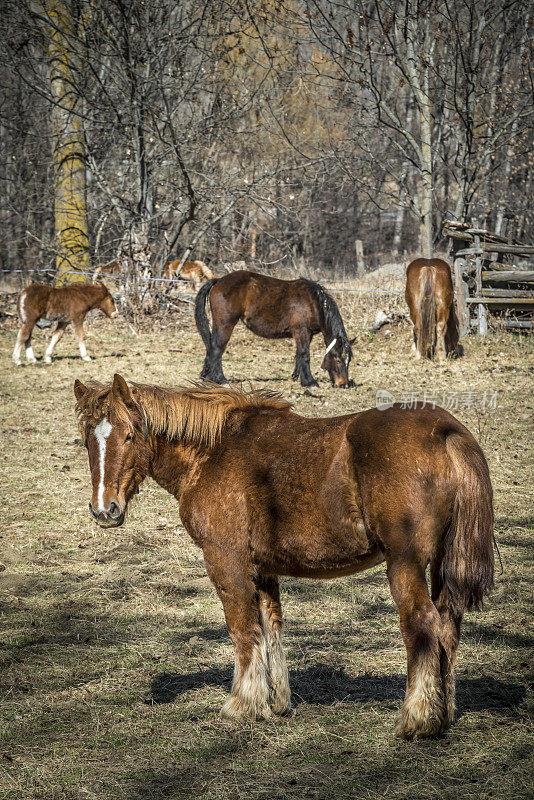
[0,290,532,800]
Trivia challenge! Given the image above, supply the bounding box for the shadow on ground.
[149,664,527,715]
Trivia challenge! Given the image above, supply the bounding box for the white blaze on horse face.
[95,418,113,511]
[324,337,337,356]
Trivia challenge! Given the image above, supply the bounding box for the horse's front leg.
[258,575,291,715]
[204,551,271,721]
[44,321,68,363]
[292,328,318,387]
[72,316,91,361]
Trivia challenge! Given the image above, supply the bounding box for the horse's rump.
[406,258,458,359]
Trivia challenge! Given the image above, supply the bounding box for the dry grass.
[0,291,532,800]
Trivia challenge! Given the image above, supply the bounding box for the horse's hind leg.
[201,322,235,384]
[258,576,291,715]
[44,321,68,363]
[435,308,448,362]
[431,568,462,727]
[292,328,318,387]
[13,320,37,365]
[387,559,448,739]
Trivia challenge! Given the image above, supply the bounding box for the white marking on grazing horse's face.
[95,418,113,511]
[324,337,337,356]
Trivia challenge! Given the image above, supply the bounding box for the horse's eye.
[125,433,133,443]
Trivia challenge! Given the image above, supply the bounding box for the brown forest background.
[0,0,532,279]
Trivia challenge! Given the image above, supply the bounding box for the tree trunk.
[46,1,89,285]
[392,95,415,257]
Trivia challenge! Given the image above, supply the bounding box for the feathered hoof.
[272,701,294,717]
[394,706,448,740]
[220,694,272,723]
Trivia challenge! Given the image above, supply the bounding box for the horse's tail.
[194,278,218,348]
[441,431,494,615]
[417,268,436,358]
[307,281,352,356]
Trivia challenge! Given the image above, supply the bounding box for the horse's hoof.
[82,355,92,362]
[27,357,37,365]
[44,356,52,364]
[220,695,272,722]
[394,706,447,740]
[13,359,22,366]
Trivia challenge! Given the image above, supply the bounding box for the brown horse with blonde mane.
[405,258,461,361]
[74,374,494,739]
[13,281,117,365]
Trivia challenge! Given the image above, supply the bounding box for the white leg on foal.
[73,321,91,362]
[13,323,35,365]
[12,330,24,365]
[25,345,37,364]
[44,323,67,363]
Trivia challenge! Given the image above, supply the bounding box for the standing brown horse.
[13,282,117,365]
[74,374,494,739]
[405,258,460,361]
[195,270,352,387]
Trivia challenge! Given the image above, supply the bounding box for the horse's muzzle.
[332,375,351,388]
[89,500,125,528]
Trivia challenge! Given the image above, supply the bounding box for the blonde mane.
[76,381,291,449]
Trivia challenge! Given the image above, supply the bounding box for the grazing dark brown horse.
[74,374,494,739]
[13,282,117,365]
[405,258,461,361]
[163,258,214,290]
[195,270,352,387]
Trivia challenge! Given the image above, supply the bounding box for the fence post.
[474,234,488,336]
[355,240,365,277]
[454,257,469,336]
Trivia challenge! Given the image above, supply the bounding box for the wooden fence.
[442,221,534,335]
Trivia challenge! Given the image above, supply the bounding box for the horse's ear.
[74,379,88,402]
[112,373,133,406]
[349,336,357,346]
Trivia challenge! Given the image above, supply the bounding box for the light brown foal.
[13,282,117,365]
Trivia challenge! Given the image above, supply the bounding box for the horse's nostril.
[108,501,121,518]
